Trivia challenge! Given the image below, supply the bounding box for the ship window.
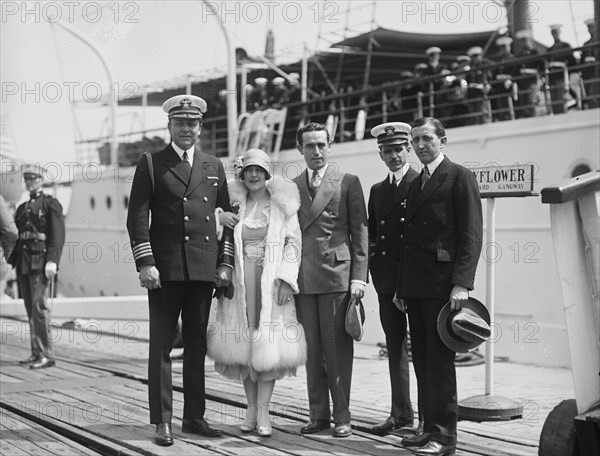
[570,164,591,178]
[106,196,112,209]
[90,197,95,209]
[123,196,129,209]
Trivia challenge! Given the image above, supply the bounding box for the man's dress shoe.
[401,432,431,447]
[333,423,352,438]
[372,416,414,435]
[154,423,173,446]
[415,440,456,455]
[300,420,330,434]
[29,357,55,369]
[19,355,38,365]
[181,418,222,437]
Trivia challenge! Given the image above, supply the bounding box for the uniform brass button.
[184,236,190,241]
[400,217,405,222]
[380,235,385,240]
[380,221,385,225]
[205,236,210,242]
[205,216,210,222]
[184,216,189,221]
[183,197,188,202]
[381,251,386,256]
[400,235,404,239]
[203,197,208,202]
[422,222,428,226]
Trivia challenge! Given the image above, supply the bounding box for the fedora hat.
[437,298,491,353]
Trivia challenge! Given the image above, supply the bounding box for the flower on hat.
[233,156,244,182]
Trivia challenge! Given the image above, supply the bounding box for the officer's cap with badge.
[162,95,207,120]
[371,122,411,148]
[21,163,46,180]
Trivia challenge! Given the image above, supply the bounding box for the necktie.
[391,174,398,188]
[182,151,192,182]
[421,166,430,189]
[311,170,322,189]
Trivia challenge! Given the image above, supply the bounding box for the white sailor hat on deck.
[414,62,428,71]
[426,46,442,55]
[254,77,268,85]
[162,95,207,120]
[272,77,285,85]
[515,29,533,40]
[21,163,46,179]
[371,122,411,147]
[467,46,483,57]
[456,55,471,63]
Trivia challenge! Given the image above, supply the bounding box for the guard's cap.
[371,122,411,147]
[162,95,207,120]
[584,18,595,27]
[288,72,300,81]
[437,298,491,353]
[496,36,513,47]
[515,29,533,39]
[254,77,268,85]
[414,62,428,71]
[400,70,415,79]
[21,163,46,178]
[456,55,471,63]
[241,148,271,180]
[549,24,563,32]
[272,77,285,85]
[426,46,442,55]
[467,46,483,57]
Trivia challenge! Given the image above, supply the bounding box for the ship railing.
[75,43,599,163]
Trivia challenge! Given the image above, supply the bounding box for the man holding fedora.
[127,95,233,446]
[367,122,419,436]
[397,117,483,455]
[9,164,65,369]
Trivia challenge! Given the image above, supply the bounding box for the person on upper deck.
[422,47,449,119]
[491,36,517,121]
[514,29,543,118]
[465,46,492,124]
[581,18,598,108]
[547,24,577,114]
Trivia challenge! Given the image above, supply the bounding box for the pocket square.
[207,176,219,180]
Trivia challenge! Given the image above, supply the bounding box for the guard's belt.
[19,232,46,241]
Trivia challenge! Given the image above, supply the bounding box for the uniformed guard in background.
[9,164,65,369]
[126,94,234,446]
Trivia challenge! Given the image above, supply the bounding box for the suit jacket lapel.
[296,170,312,218]
[163,145,190,187]
[407,157,450,221]
[185,149,207,196]
[305,165,340,228]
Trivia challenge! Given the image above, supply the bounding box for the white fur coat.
[207,178,307,372]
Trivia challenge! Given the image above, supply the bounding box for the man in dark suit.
[9,164,65,369]
[397,117,483,455]
[367,122,419,435]
[293,122,369,438]
[127,95,232,446]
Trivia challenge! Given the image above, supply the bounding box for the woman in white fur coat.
[208,149,306,437]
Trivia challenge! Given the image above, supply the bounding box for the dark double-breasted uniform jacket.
[126,145,231,281]
[368,168,419,295]
[9,191,65,275]
[398,157,483,300]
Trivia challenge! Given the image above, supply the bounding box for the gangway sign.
[472,164,535,198]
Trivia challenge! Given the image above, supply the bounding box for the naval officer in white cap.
[127,94,234,446]
[368,122,420,436]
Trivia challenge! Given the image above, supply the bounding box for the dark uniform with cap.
[9,164,65,369]
[547,24,576,114]
[368,123,419,435]
[126,95,233,445]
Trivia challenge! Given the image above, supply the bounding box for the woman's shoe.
[240,418,256,433]
[257,424,272,437]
